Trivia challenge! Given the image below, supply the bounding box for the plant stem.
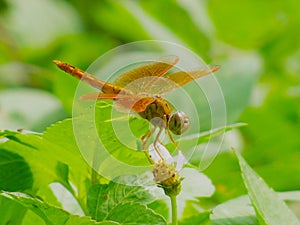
[170,195,178,225]
[91,147,101,185]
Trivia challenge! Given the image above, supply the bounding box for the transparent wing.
[151,65,221,95]
[113,55,179,91]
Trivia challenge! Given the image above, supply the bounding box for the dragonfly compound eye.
[168,111,190,135]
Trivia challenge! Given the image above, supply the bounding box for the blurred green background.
[0,0,299,204]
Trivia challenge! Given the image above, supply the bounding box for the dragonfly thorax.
[139,98,190,135]
[139,98,172,128]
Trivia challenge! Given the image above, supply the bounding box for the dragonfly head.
[168,111,190,135]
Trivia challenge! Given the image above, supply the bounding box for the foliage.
[1,0,300,224]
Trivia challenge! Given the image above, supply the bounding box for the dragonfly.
[53,55,220,157]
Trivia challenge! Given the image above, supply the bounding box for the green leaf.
[69,101,150,181]
[22,209,46,225]
[0,191,117,225]
[0,131,88,192]
[164,123,246,166]
[236,151,300,225]
[179,211,210,225]
[87,176,156,221]
[211,195,258,225]
[106,202,166,225]
[0,195,27,225]
[0,149,33,191]
[94,102,149,166]
[279,191,300,202]
[138,0,210,58]
[0,121,91,213]
[35,100,153,188]
[208,0,287,49]
[147,200,169,221]
[240,93,300,191]
[87,184,109,220]
[211,192,300,225]
[178,168,215,203]
[174,123,246,151]
[0,129,23,138]
[91,1,151,41]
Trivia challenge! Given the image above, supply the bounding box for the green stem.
[91,147,101,185]
[170,195,178,225]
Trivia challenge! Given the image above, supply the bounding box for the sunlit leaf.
[179,211,210,225]
[236,151,300,225]
[0,192,117,225]
[211,195,258,225]
[212,191,300,225]
[0,195,27,225]
[87,175,156,221]
[106,202,166,225]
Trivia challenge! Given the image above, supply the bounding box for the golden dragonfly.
[53,55,220,154]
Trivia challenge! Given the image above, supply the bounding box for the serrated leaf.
[0,131,88,192]
[87,176,155,221]
[69,101,152,180]
[0,129,24,138]
[0,120,91,212]
[147,200,169,221]
[0,191,118,225]
[94,102,149,166]
[236,151,300,225]
[106,202,166,225]
[110,176,155,203]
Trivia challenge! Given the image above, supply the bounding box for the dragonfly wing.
[79,92,155,113]
[113,55,179,89]
[80,93,121,100]
[154,65,221,94]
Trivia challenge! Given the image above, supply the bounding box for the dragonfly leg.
[141,127,156,149]
[142,126,165,161]
[166,127,178,149]
[153,127,165,160]
[163,114,178,149]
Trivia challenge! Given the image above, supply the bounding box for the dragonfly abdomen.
[53,60,124,94]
